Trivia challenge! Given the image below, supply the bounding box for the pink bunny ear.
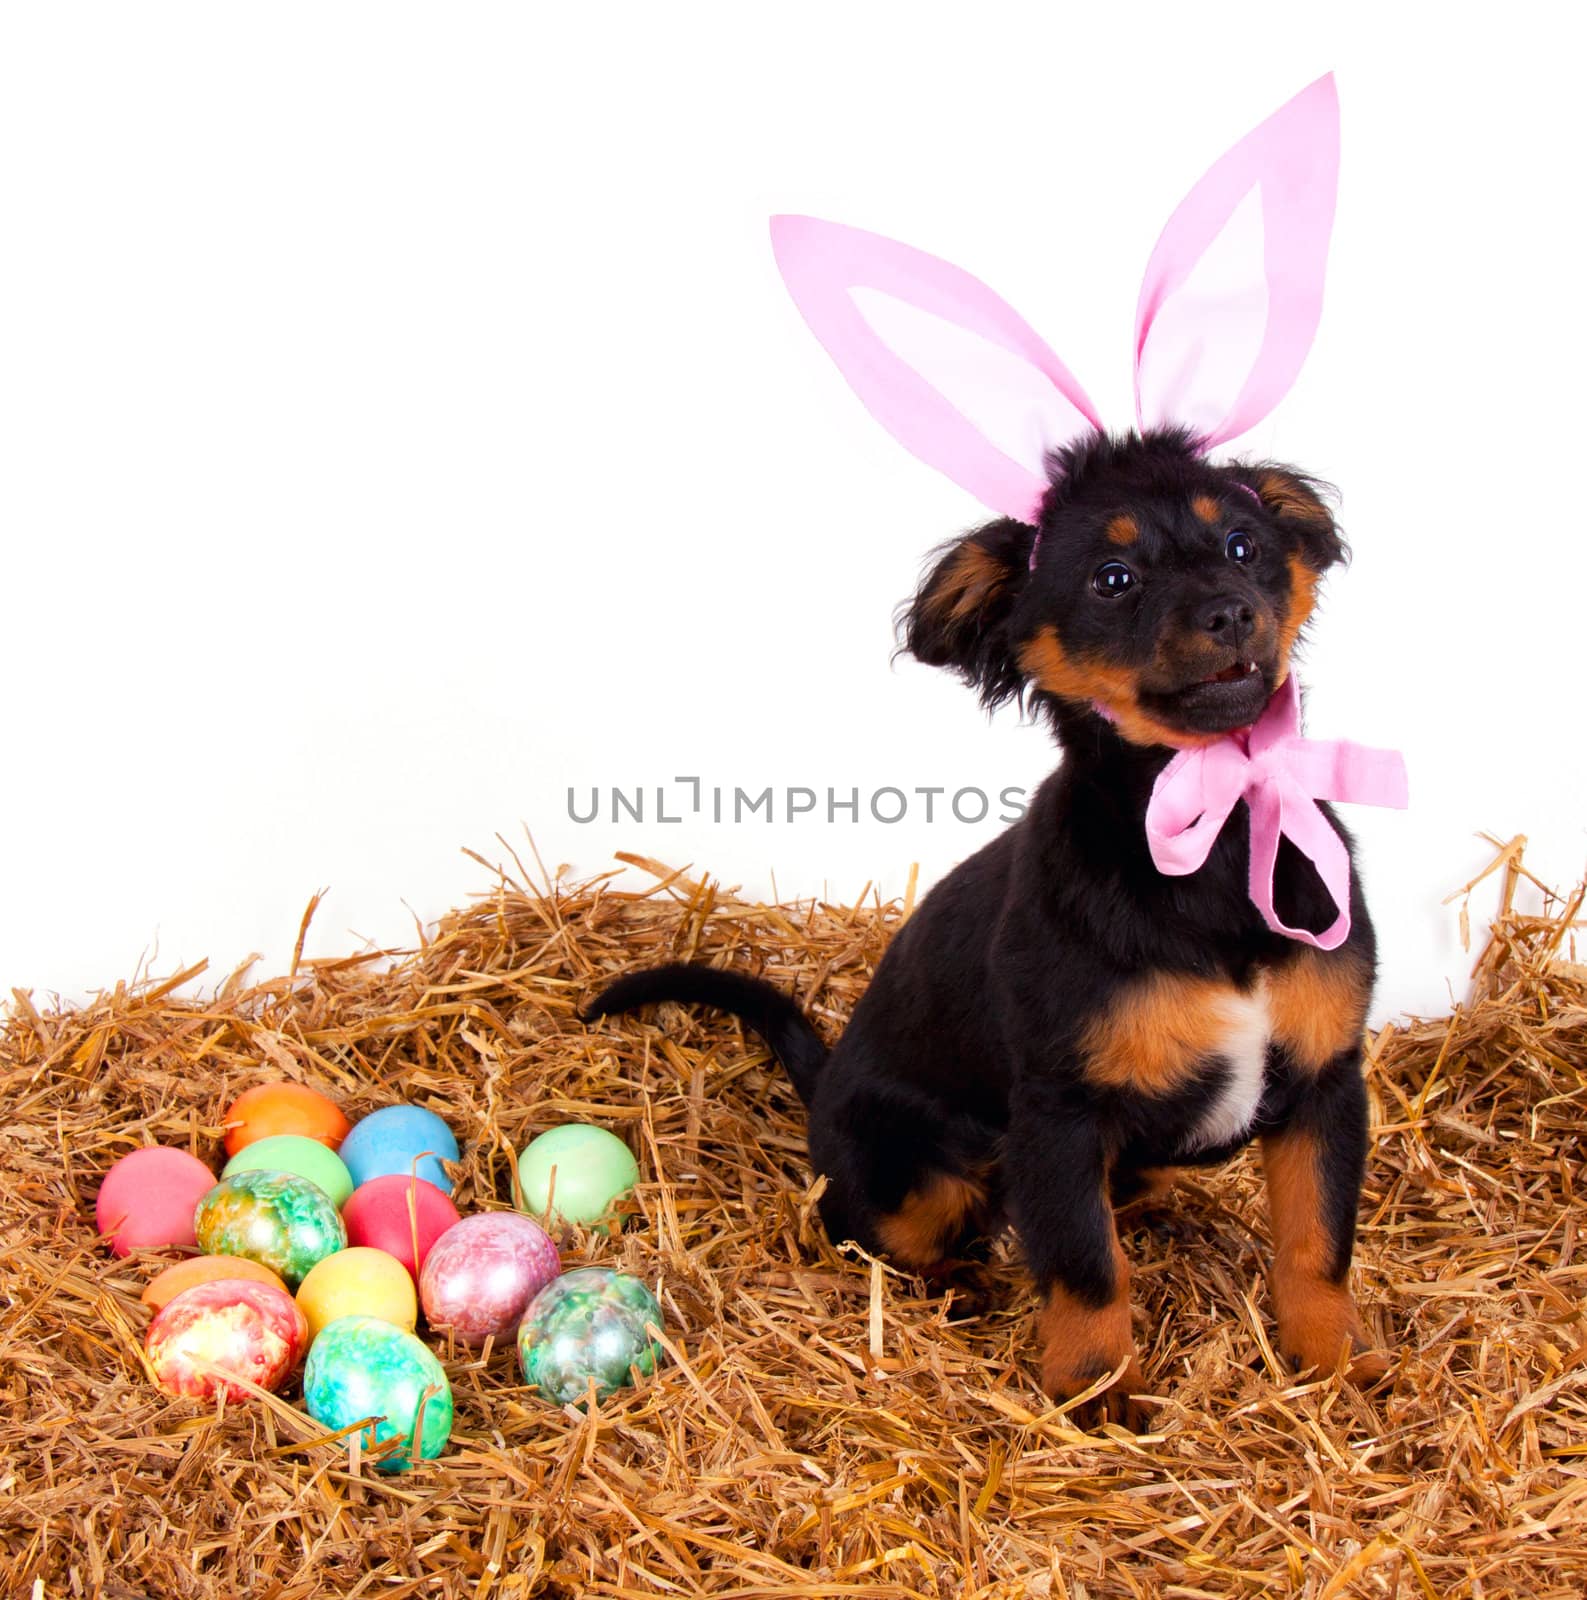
[1134,73,1340,447]
[771,215,1102,523]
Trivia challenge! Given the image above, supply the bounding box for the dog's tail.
[582,964,829,1106]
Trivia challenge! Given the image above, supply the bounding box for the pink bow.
[1144,676,1408,951]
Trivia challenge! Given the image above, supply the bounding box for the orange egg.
[141,1254,290,1310]
[222,1083,350,1157]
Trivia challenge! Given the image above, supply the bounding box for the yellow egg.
[295,1247,418,1344]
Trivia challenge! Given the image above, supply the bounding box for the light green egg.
[517,1124,638,1231]
[223,1134,355,1209]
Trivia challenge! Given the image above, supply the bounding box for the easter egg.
[303,1315,453,1472]
[517,1267,663,1405]
[517,1125,638,1230]
[96,1146,216,1258]
[342,1175,460,1282]
[338,1105,460,1195]
[296,1247,418,1344]
[222,1082,349,1157]
[145,1278,307,1401]
[194,1170,347,1288]
[223,1135,354,1209]
[419,1213,559,1347]
[142,1254,289,1311]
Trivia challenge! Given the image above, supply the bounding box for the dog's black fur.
[587,428,1388,1424]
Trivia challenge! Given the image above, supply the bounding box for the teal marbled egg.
[303,1314,453,1472]
[517,1266,663,1406]
[193,1170,346,1288]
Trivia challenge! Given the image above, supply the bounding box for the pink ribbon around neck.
[1143,676,1408,950]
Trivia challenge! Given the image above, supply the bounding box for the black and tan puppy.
[587,428,1390,1425]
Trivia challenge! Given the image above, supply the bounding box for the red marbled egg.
[145,1278,308,1401]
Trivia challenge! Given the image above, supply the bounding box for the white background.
[2,4,1581,1023]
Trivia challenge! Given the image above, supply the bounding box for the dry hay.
[2,835,1585,1600]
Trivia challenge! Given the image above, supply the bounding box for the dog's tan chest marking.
[1080,971,1258,1090]
[1267,947,1370,1072]
[1080,971,1272,1151]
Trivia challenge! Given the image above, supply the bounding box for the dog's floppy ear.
[1248,466,1346,571]
[901,519,1034,707]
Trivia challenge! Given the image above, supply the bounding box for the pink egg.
[342,1175,460,1283]
[419,1212,560,1346]
[145,1278,308,1401]
[96,1147,217,1258]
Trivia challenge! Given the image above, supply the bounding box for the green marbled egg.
[194,1170,346,1288]
[303,1314,452,1472]
[517,1266,663,1406]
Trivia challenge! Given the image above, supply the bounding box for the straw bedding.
[2,836,1584,1599]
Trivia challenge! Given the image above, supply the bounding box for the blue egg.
[339,1106,460,1195]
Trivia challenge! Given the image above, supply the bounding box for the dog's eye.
[1225,531,1257,564]
[1091,562,1136,598]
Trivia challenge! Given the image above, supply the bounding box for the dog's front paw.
[1038,1288,1154,1431]
[1274,1280,1389,1387]
[1279,1331,1391,1389]
[1339,1342,1392,1386]
[1041,1345,1155,1431]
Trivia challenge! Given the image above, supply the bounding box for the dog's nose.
[1196,596,1255,638]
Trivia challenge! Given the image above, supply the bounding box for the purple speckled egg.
[418,1212,559,1346]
